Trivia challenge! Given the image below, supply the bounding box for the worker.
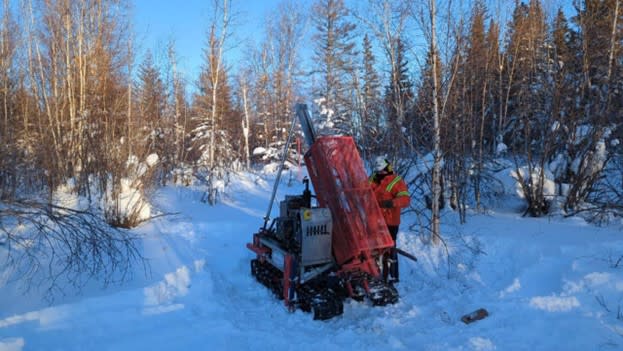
[369,156,410,284]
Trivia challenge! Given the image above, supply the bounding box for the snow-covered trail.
[1,174,622,351]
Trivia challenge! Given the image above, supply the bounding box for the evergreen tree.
[311,0,357,135]
[384,37,413,156]
[360,34,382,155]
[413,48,442,150]
[136,52,167,158]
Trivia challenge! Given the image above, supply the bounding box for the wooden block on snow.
[461,308,489,324]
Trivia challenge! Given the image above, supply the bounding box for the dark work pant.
[387,225,399,281]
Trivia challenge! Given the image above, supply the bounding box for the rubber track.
[251,259,397,319]
[251,259,344,319]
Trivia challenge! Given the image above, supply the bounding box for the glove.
[379,200,393,208]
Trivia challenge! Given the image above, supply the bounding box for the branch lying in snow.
[0,199,147,301]
[143,212,181,221]
[596,294,611,313]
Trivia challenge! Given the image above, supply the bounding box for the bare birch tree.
[428,0,442,245]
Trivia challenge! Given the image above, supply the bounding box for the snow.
[510,166,557,198]
[146,154,159,168]
[529,295,580,312]
[53,179,89,211]
[495,142,508,155]
[104,177,152,221]
[252,146,267,156]
[1,170,623,350]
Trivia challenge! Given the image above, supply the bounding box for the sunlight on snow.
[0,306,66,329]
[529,295,580,312]
[143,266,191,307]
[563,272,617,294]
[499,278,521,298]
[583,272,612,286]
[469,337,496,351]
[141,260,206,316]
[221,197,265,218]
[0,337,24,351]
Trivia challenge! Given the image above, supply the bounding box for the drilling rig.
[247,104,405,320]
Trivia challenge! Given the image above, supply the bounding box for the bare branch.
[0,199,147,301]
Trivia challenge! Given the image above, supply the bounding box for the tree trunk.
[240,75,251,170]
[430,0,441,246]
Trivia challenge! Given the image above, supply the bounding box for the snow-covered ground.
[1,170,622,351]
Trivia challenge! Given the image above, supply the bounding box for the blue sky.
[132,1,299,83]
[131,0,576,86]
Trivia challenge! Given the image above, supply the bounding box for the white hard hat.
[374,156,389,172]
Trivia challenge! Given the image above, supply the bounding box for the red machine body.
[247,104,402,319]
[305,136,394,277]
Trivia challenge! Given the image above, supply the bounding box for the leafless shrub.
[0,199,146,301]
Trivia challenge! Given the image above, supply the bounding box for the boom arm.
[263,110,299,230]
[296,103,316,147]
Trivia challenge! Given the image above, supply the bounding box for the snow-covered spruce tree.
[311,0,357,136]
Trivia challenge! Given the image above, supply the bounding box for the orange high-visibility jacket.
[369,172,410,226]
